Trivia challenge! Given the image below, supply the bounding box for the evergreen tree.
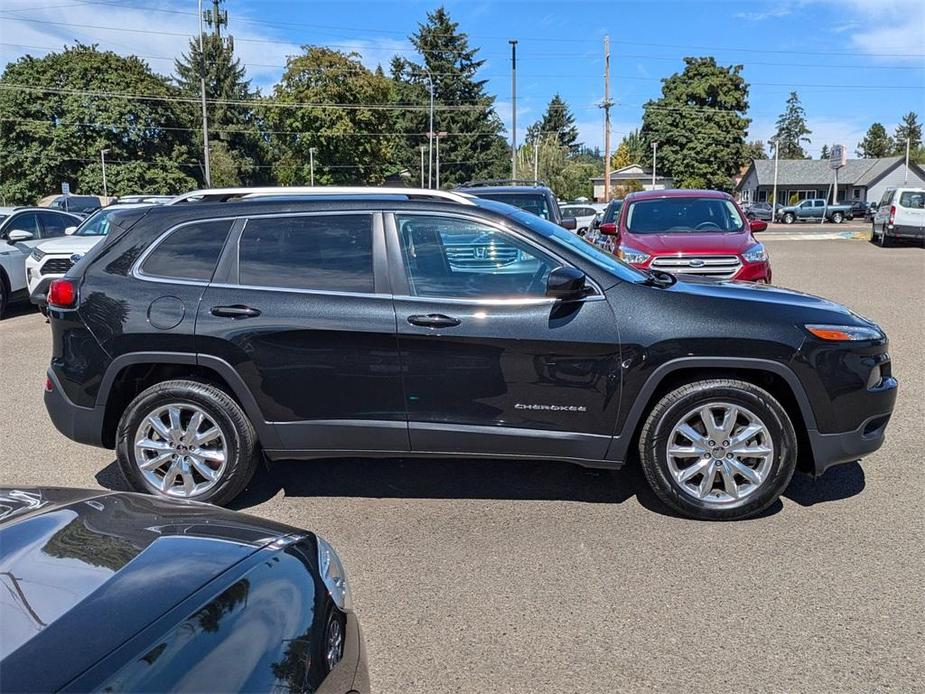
[856,122,893,158]
[640,57,750,191]
[774,91,812,159]
[174,4,266,185]
[611,129,647,169]
[525,94,580,152]
[819,144,829,160]
[893,112,922,152]
[390,7,508,186]
[742,140,767,164]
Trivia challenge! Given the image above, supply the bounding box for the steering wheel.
[695,221,721,230]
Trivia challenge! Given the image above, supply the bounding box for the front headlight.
[30,248,46,261]
[617,245,650,264]
[805,324,883,341]
[317,536,352,611]
[742,243,768,263]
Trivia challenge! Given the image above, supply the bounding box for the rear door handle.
[407,313,461,328]
[211,304,261,319]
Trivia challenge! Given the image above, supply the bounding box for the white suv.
[871,187,925,247]
[26,203,153,309]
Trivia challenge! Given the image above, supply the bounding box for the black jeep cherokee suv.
[43,188,897,520]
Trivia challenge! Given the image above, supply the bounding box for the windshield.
[476,199,646,283]
[475,192,551,220]
[602,200,623,224]
[74,207,117,236]
[626,197,745,234]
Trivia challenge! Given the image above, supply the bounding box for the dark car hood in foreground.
[0,488,304,666]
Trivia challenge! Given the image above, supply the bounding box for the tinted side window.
[5,213,40,238]
[397,214,556,299]
[141,220,232,281]
[38,212,72,237]
[899,191,924,209]
[238,214,374,293]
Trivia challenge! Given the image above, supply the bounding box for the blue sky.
[2,0,923,157]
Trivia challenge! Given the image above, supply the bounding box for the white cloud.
[734,7,794,21]
[839,0,925,63]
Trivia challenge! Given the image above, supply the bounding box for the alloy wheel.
[133,403,228,498]
[666,402,774,504]
[325,615,344,671]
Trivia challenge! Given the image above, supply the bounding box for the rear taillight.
[48,278,77,308]
[888,206,896,226]
[44,376,54,392]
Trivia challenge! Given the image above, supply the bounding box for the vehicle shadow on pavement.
[94,457,865,515]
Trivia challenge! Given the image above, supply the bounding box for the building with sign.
[736,155,925,206]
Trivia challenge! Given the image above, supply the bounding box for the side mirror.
[599,222,617,236]
[749,219,768,233]
[546,266,588,301]
[65,226,77,235]
[7,229,34,242]
[560,217,577,231]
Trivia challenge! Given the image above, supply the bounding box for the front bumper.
[809,408,894,476]
[44,368,106,448]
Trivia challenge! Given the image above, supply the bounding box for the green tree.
[517,136,598,199]
[856,122,893,158]
[525,94,580,152]
[893,111,922,153]
[819,144,830,160]
[743,139,767,164]
[774,91,811,159]
[640,57,750,190]
[611,129,647,169]
[174,12,267,186]
[0,44,197,204]
[390,7,509,186]
[266,47,397,185]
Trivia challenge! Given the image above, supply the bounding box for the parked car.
[42,194,103,216]
[0,207,82,316]
[0,487,367,693]
[115,194,176,204]
[846,200,871,221]
[589,198,624,252]
[778,198,852,224]
[455,179,576,229]
[26,203,156,310]
[871,187,925,247]
[43,186,896,521]
[598,190,772,283]
[560,203,600,235]
[743,201,781,222]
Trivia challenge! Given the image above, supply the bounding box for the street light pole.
[651,142,657,188]
[100,149,109,198]
[435,131,448,188]
[420,145,426,187]
[905,137,911,184]
[422,67,434,189]
[772,135,780,215]
[198,0,211,187]
[533,141,539,184]
[509,39,518,180]
[309,147,317,186]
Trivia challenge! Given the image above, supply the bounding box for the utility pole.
[651,142,657,188]
[771,135,780,218]
[204,0,228,38]
[100,149,109,198]
[197,0,211,187]
[423,67,434,189]
[435,131,448,188]
[309,147,317,186]
[533,141,539,184]
[420,145,426,187]
[509,39,518,180]
[905,137,911,184]
[601,35,612,202]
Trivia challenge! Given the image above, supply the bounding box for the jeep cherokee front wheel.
[116,379,259,505]
[638,379,797,521]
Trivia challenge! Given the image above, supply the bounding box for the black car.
[743,201,780,222]
[0,487,367,693]
[846,200,871,221]
[46,194,103,216]
[455,179,576,229]
[43,187,897,521]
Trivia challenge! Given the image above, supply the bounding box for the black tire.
[782,212,795,224]
[638,379,798,521]
[0,276,6,319]
[878,224,892,247]
[116,379,259,506]
[832,212,844,224]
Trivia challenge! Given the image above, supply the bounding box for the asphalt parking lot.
[1,236,923,693]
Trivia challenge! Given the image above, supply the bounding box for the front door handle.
[407,313,461,328]
[211,304,261,319]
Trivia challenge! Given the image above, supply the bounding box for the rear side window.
[898,191,924,209]
[140,220,232,281]
[477,193,551,220]
[239,214,374,293]
[38,212,72,237]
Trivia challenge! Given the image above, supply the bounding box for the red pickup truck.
[599,189,772,283]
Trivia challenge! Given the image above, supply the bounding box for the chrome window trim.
[208,282,387,300]
[389,209,605,300]
[131,216,239,286]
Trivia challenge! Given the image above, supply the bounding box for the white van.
[872,187,925,247]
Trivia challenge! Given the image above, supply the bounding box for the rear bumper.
[29,276,55,306]
[887,223,924,239]
[44,368,106,448]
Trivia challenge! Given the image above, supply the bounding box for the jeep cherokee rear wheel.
[638,379,797,521]
[116,379,259,505]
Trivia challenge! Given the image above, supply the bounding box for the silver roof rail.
[167,186,476,206]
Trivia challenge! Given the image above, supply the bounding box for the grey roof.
[747,156,906,187]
